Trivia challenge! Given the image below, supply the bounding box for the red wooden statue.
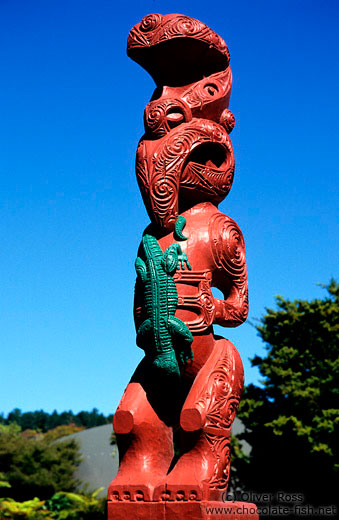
[107,13,258,520]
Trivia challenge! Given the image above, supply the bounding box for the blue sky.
[1,0,338,416]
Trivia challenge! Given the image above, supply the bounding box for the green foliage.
[0,409,113,433]
[44,490,105,520]
[0,424,81,501]
[233,280,339,504]
[0,497,48,520]
[0,472,11,489]
[0,423,105,518]
[109,432,116,446]
[43,426,84,442]
[0,490,105,520]
[229,435,250,492]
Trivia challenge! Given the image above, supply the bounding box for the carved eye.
[144,99,191,138]
[166,108,185,128]
[204,83,219,96]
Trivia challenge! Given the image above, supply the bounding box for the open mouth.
[186,142,228,170]
[181,142,233,197]
[129,38,229,87]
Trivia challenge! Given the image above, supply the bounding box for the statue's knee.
[114,410,134,434]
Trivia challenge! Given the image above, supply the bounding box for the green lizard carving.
[135,218,193,378]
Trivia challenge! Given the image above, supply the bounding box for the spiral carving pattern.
[193,340,243,490]
[210,214,247,280]
[144,98,192,138]
[139,13,162,32]
[209,213,249,325]
[200,281,215,317]
[219,109,235,134]
[136,119,235,228]
[150,176,179,225]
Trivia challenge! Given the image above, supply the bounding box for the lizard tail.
[174,216,188,241]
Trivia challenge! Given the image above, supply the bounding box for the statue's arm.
[210,215,248,328]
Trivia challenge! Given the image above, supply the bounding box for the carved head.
[128,14,235,232]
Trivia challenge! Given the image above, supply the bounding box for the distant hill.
[60,424,118,496]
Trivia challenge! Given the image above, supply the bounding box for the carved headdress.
[129,14,236,232]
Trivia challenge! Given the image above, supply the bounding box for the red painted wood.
[107,13,254,519]
[107,500,258,520]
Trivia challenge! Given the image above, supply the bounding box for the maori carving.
[210,214,249,326]
[174,270,215,333]
[195,341,242,490]
[144,98,192,138]
[136,119,235,230]
[107,12,256,520]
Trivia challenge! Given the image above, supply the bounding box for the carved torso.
[134,202,248,378]
[135,202,248,332]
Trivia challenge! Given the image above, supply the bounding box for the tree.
[1,409,113,432]
[233,280,339,508]
[0,423,81,500]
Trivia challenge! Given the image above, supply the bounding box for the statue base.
[107,500,258,519]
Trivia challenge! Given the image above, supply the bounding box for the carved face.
[129,14,235,232]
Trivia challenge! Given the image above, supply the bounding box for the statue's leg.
[108,378,174,502]
[153,338,244,503]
